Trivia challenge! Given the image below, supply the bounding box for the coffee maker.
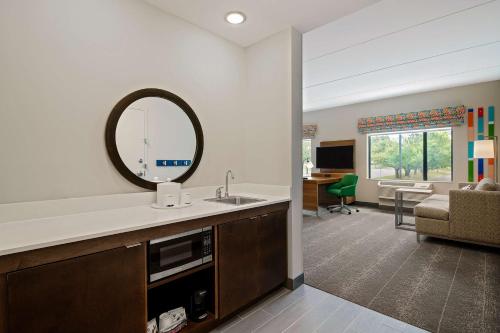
[189,289,208,322]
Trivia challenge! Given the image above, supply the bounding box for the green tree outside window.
[369,129,452,181]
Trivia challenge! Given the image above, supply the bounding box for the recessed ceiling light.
[225,12,246,25]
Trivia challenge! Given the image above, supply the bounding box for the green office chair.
[327,174,359,215]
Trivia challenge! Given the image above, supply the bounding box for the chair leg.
[328,197,359,215]
[342,202,352,214]
[342,204,360,214]
[327,204,341,213]
[416,233,421,243]
[327,198,341,212]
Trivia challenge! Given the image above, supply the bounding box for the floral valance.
[357,105,465,134]
[303,124,317,139]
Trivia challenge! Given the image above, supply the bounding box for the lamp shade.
[305,160,314,169]
[473,140,495,159]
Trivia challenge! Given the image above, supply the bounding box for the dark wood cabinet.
[218,210,287,318]
[0,202,290,333]
[257,211,287,295]
[218,216,260,318]
[6,244,146,333]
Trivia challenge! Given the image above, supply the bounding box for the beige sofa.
[414,182,500,247]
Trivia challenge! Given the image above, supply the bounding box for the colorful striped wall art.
[488,106,495,179]
[467,108,474,182]
[477,107,484,181]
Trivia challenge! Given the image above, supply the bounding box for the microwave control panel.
[202,227,213,258]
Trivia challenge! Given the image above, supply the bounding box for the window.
[426,129,453,181]
[302,139,312,176]
[368,128,452,181]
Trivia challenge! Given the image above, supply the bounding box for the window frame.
[367,127,453,182]
[302,138,312,177]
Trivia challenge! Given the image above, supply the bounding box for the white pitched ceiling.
[303,0,500,111]
[143,0,381,47]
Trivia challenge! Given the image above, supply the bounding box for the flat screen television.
[316,145,354,169]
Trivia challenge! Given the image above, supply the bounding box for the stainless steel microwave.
[148,227,213,282]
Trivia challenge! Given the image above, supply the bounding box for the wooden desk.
[303,176,341,215]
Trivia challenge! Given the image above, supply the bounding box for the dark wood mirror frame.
[105,88,204,190]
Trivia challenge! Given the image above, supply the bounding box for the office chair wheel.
[356,209,360,212]
[348,212,351,215]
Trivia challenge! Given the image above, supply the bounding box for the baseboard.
[353,201,379,208]
[285,273,304,290]
[354,201,414,213]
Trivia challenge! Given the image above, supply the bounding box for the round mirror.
[105,88,204,190]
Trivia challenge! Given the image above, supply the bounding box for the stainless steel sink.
[204,196,266,205]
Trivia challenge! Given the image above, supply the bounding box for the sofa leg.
[416,233,421,243]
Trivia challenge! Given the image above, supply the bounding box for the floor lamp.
[473,136,498,182]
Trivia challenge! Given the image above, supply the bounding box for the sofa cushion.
[426,194,449,201]
[415,216,449,236]
[475,178,497,191]
[414,195,449,221]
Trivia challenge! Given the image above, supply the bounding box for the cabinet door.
[7,244,146,333]
[218,217,259,318]
[258,211,287,295]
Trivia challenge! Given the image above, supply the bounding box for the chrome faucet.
[225,170,235,198]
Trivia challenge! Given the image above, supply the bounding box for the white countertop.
[0,184,290,257]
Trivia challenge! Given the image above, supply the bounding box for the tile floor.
[211,285,429,333]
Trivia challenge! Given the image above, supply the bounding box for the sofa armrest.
[449,189,500,245]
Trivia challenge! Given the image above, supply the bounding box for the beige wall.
[244,31,292,185]
[289,29,304,280]
[0,0,249,203]
[244,28,304,279]
[303,80,500,203]
[0,1,304,279]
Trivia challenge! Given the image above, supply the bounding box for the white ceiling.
[143,0,381,47]
[303,0,500,111]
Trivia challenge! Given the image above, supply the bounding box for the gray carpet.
[303,208,500,333]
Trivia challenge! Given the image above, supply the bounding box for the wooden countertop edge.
[0,201,290,274]
[303,177,341,184]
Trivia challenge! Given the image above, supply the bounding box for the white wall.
[244,32,292,185]
[289,29,304,281]
[303,80,500,203]
[0,1,304,281]
[0,0,247,203]
[244,28,304,281]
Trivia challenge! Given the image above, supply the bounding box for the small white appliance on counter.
[156,181,181,207]
[153,181,193,209]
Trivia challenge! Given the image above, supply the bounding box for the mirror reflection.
[115,97,197,182]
